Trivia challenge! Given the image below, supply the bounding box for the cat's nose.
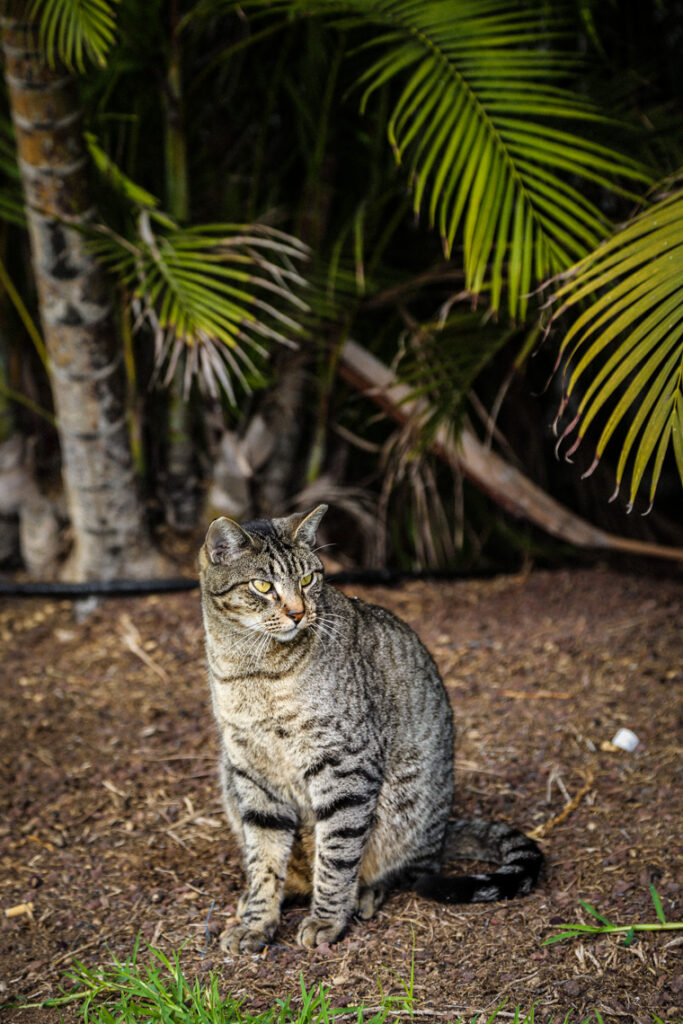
[286,608,305,624]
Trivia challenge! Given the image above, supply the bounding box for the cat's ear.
[286,504,328,548]
[205,517,255,564]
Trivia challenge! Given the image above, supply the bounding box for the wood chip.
[5,902,34,918]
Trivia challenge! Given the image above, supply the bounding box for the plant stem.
[0,256,48,369]
[583,923,683,934]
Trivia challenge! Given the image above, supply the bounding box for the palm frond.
[90,213,310,403]
[246,0,652,320]
[349,0,651,320]
[550,185,683,511]
[29,0,119,72]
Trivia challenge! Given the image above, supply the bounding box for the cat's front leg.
[219,768,298,954]
[298,783,378,948]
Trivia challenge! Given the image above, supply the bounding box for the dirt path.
[1,567,681,1022]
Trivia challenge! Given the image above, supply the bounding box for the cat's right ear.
[205,517,254,564]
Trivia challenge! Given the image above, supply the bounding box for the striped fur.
[199,505,543,952]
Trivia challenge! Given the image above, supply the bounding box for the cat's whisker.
[235,629,269,676]
[252,630,272,672]
[311,618,344,646]
[313,612,346,627]
[309,623,329,651]
[247,633,271,676]
[314,615,344,634]
[224,625,260,644]
[315,612,346,631]
[223,622,261,642]
[222,626,262,660]
[315,622,344,638]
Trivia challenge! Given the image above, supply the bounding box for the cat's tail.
[412,819,544,903]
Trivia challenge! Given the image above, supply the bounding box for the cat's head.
[199,505,327,642]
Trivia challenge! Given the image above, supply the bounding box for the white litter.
[611,727,639,752]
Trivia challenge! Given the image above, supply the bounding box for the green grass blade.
[579,901,615,927]
[650,885,668,924]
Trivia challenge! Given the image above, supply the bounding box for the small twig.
[546,765,571,805]
[501,689,571,700]
[103,779,128,800]
[118,613,168,682]
[529,770,594,839]
[201,899,216,959]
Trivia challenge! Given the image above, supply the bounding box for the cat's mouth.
[272,621,306,642]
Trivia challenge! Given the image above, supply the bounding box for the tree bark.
[1,15,165,580]
[256,347,309,515]
[339,339,683,564]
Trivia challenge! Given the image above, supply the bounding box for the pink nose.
[286,608,304,624]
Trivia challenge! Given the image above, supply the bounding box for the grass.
[544,884,683,948]
[6,889,680,1024]
[4,935,662,1024]
[7,935,418,1024]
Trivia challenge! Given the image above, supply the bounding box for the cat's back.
[315,583,450,725]
[321,583,440,672]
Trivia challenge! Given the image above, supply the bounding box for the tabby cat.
[199,505,543,953]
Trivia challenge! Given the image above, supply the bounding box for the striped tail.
[413,819,543,903]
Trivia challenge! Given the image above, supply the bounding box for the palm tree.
[0,0,309,576]
[2,0,679,574]
[0,10,163,580]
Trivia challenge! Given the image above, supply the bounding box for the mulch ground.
[0,565,681,1023]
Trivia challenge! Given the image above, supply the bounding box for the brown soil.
[1,566,681,1023]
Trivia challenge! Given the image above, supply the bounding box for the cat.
[199,504,543,952]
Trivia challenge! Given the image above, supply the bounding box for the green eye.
[300,573,313,587]
[252,579,273,594]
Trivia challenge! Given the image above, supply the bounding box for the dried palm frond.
[379,417,465,570]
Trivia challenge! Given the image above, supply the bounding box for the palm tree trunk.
[1,14,163,580]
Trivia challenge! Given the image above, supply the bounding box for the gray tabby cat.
[199,504,543,952]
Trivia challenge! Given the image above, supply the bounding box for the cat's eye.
[251,579,273,594]
[300,573,313,587]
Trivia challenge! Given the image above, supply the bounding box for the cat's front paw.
[297,914,346,948]
[219,922,274,954]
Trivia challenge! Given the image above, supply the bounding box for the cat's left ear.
[287,504,328,548]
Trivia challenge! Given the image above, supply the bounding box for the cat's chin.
[272,625,303,643]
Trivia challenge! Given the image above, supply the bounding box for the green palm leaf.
[29,0,119,72]
[90,213,309,402]
[550,185,683,510]
[349,0,650,319]
[241,0,650,320]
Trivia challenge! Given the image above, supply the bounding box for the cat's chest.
[211,675,317,798]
